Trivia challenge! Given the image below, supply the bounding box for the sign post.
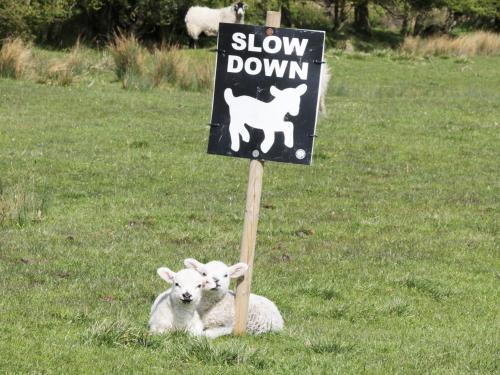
[234,11,281,336]
[207,10,325,335]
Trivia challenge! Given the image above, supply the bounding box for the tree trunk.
[354,0,371,35]
[413,12,426,36]
[333,0,340,30]
[400,2,410,36]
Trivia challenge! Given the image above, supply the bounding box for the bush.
[0,38,32,79]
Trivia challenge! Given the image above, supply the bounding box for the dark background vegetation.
[0,0,498,48]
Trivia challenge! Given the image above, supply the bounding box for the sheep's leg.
[260,130,275,153]
[283,121,294,148]
[203,326,234,339]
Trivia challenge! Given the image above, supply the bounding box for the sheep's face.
[157,268,216,305]
[184,259,248,295]
[233,2,247,18]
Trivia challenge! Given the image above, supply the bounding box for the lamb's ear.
[296,84,307,96]
[270,85,280,97]
[157,267,176,283]
[184,258,204,272]
[228,262,248,278]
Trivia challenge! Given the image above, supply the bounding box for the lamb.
[149,267,215,336]
[184,258,284,339]
[185,2,247,46]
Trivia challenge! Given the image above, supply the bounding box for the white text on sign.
[226,32,310,80]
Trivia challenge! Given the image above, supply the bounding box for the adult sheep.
[184,258,284,338]
[185,2,247,47]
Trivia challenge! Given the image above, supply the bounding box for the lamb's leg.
[203,326,234,339]
[260,130,275,153]
[283,121,294,148]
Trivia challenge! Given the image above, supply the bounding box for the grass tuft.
[84,320,162,348]
[41,42,88,86]
[401,31,500,56]
[0,38,32,79]
[152,45,214,91]
[0,183,48,227]
[401,276,453,301]
[108,33,151,90]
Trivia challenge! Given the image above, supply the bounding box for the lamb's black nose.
[182,292,192,299]
[213,277,219,283]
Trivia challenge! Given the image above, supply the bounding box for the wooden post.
[233,10,281,336]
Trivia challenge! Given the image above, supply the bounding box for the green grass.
[0,49,499,374]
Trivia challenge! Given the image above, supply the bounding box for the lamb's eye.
[224,274,228,278]
[202,272,207,276]
[197,284,202,288]
[175,283,180,287]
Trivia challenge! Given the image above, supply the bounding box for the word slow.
[224,84,308,153]
[226,32,310,80]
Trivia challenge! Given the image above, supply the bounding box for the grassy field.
[0,50,499,374]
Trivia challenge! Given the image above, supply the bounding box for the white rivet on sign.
[295,149,306,160]
[252,150,260,158]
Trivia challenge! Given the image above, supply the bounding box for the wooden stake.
[233,10,281,336]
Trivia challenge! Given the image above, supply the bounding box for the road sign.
[208,23,325,165]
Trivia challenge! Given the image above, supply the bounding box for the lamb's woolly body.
[185,5,245,41]
[200,291,283,338]
[149,289,204,335]
[184,259,284,338]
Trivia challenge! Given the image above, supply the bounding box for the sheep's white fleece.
[185,5,244,41]
[184,259,283,338]
[201,291,284,338]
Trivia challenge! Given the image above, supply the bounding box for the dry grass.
[108,33,150,89]
[39,42,89,86]
[152,46,214,91]
[0,38,32,79]
[401,31,500,56]
[0,183,46,227]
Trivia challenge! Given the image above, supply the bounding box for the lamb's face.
[202,261,232,293]
[157,268,215,305]
[184,258,248,296]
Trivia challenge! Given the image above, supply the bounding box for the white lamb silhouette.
[224,84,307,153]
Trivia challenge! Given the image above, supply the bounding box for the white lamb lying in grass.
[149,267,215,336]
[184,258,284,338]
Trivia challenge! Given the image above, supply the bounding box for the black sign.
[208,23,325,165]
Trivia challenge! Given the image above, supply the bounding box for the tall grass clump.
[0,38,32,79]
[401,31,500,56]
[39,42,89,86]
[152,46,214,91]
[108,33,150,89]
